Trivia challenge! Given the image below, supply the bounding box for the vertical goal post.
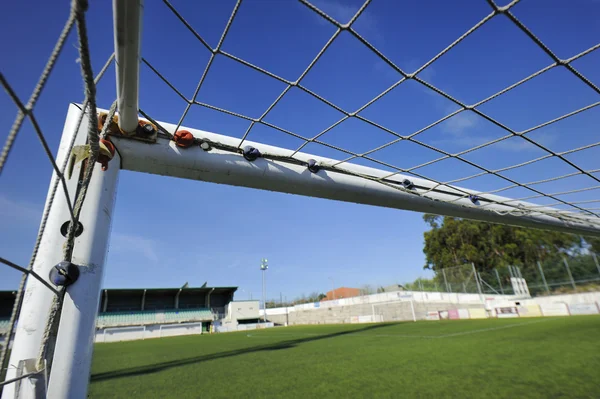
[5,98,599,396]
[2,106,121,398]
[2,0,600,398]
[372,297,417,323]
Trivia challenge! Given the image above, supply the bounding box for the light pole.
[261,258,268,322]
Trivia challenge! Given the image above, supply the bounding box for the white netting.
[1,0,600,392]
[0,0,114,388]
[136,0,600,227]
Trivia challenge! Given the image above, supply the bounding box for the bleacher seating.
[0,318,10,335]
[96,308,213,328]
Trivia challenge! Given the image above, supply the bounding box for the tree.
[360,285,374,295]
[422,214,580,274]
[585,236,600,254]
[404,277,437,291]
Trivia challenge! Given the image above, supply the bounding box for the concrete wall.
[95,322,203,343]
[263,290,511,325]
[226,300,259,321]
[216,322,274,333]
[263,291,600,326]
[488,291,600,310]
[520,292,600,307]
[266,300,484,325]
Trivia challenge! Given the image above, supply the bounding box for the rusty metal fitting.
[98,112,119,134]
[173,130,194,148]
[97,139,116,171]
[138,120,157,136]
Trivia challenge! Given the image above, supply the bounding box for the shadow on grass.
[90,323,391,383]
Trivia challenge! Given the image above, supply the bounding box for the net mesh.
[1,0,600,389]
[139,0,600,226]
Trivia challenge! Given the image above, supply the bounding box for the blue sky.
[1,0,599,301]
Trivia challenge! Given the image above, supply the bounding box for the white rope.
[149,0,600,224]
[0,0,115,384]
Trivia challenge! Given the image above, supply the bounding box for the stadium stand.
[0,286,237,336]
[0,290,15,337]
[0,319,9,335]
[95,308,214,327]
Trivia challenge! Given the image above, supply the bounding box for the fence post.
[592,252,600,276]
[472,263,484,303]
[442,268,450,293]
[494,268,504,295]
[536,261,550,294]
[479,272,500,295]
[562,257,576,290]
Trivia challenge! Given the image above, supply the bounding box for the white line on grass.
[435,319,549,338]
[245,319,550,340]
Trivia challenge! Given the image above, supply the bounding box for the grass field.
[89,316,600,398]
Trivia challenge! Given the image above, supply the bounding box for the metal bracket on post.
[12,359,47,399]
[100,112,158,144]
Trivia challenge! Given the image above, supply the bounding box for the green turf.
[89,316,600,398]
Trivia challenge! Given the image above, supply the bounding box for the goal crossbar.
[109,106,600,237]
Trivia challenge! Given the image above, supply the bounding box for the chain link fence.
[407,253,600,297]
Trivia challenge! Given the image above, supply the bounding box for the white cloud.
[311,0,382,43]
[442,111,480,136]
[0,195,42,224]
[404,59,437,82]
[495,133,557,152]
[312,0,356,23]
[110,233,159,263]
[433,132,558,153]
[373,59,402,82]
[226,259,242,269]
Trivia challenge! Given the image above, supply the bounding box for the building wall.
[95,322,204,343]
[263,291,600,325]
[227,300,259,321]
[265,301,483,325]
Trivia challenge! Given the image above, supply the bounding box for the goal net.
[1,0,599,397]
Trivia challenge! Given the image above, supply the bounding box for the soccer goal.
[1,0,600,397]
[372,297,417,323]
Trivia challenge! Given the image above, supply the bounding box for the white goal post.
[3,0,600,398]
[110,114,600,236]
[7,50,600,399]
[7,104,598,398]
[372,298,417,323]
[3,106,121,399]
